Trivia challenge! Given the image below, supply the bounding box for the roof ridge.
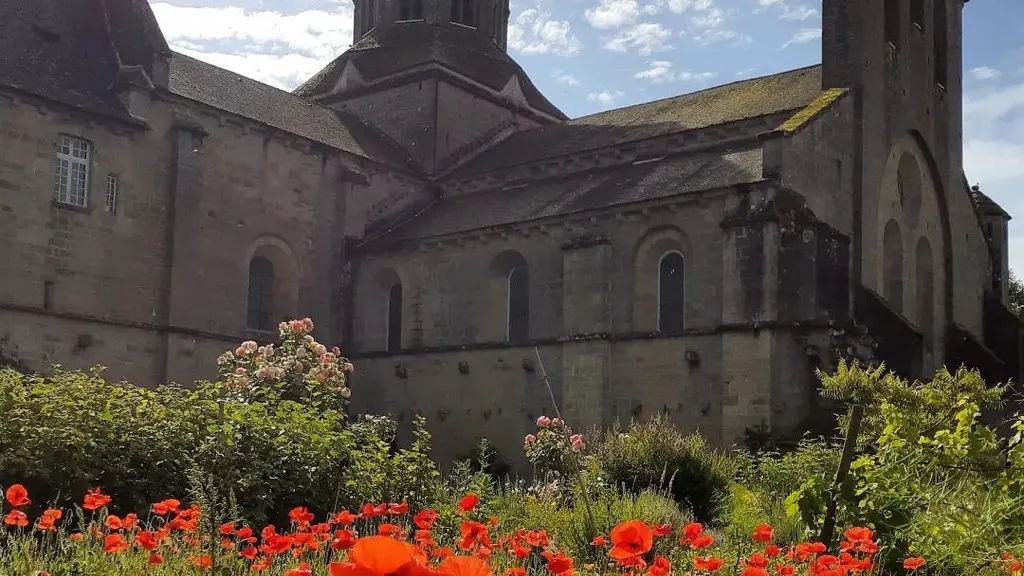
[570,63,823,123]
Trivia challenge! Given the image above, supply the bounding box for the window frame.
[386,283,403,352]
[450,0,476,28]
[507,265,530,344]
[247,256,276,332]
[657,250,685,335]
[397,0,423,21]
[105,174,118,214]
[54,134,91,208]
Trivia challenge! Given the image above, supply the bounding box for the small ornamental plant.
[215,318,353,412]
[525,416,586,478]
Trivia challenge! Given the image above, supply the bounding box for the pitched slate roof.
[450,65,824,177]
[166,53,420,171]
[294,24,566,120]
[377,146,765,242]
[0,0,164,122]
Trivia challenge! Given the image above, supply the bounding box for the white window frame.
[105,174,118,213]
[657,250,685,331]
[54,135,91,208]
[506,266,528,342]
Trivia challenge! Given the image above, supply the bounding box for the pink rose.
[537,416,551,427]
[551,418,563,427]
[524,434,537,445]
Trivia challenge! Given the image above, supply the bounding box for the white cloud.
[605,22,673,54]
[585,0,641,29]
[963,78,1024,272]
[635,60,676,82]
[553,71,580,85]
[970,66,1002,81]
[587,90,625,107]
[508,8,583,56]
[781,27,822,49]
[644,0,747,45]
[634,60,716,83]
[149,2,353,90]
[756,0,819,21]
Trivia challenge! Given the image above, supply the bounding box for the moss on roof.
[450,65,824,177]
[776,88,847,134]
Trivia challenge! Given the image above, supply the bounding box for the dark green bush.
[0,366,442,527]
[593,413,736,525]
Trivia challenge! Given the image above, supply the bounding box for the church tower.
[821,0,989,376]
[296,0,560,174]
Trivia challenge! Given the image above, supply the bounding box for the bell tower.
[352,0,510,50]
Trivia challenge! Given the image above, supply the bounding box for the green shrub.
[593,413,736,526]
[0,320,445,527]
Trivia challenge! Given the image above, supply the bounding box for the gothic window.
[882,219,904,313]
[934,0,948,87]
[247,256,276,331]
[885,0,901,49]
[508,266,530,343]
[915,237,935,345]
[398,0,423,21]
[361,0,377,31]
[451,0,476,27]
[658,251,685,334]
[911,0,924,28]
[54,135,90,207]
[387,283,403,351]
[105,174,118,213]
[492,3,500,41]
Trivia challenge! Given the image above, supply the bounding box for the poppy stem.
[532,346,599,541]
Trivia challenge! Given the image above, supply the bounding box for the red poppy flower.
[332,529,357,551]
[105,515,123,531]
[191,555,212,570]
[35,509,62,531]
[751,524,774,543]
[651,523,672,537]
[327,536,422,576]
[239,546,258,560]
[647,556,671,576]
[765,545,781,558]
[83,488,111,511]
[5,484,30,507]
[682,522,704,540]
[591,535,607,546]
[903,557,926,571]
[331,511,359,525]
[458,494,479,513]
[285,563,314,576]
[414,509,439,529]
[102,534,129,554]
[3,510,29,527]
[148,553,163,565]
[775,566,795,576]
[609,520,653,561]
[388,501,409,515]
[151,499,181,516]
[694,556,724,573]
[439,556,492,576]
[135,531,160,550]
[289,507,315,527]
[541,550,573,575]
[690,534,715,549]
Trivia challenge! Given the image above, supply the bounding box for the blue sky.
[148,0,1024,270]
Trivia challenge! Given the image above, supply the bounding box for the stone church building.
[1,0,1021,464]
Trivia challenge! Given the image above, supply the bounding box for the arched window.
[882,219,904,313]
[247,256,275,331]
[492,3,500,41]
[451,0,475,27]
[398,0,423,21]
[658,252,685,334]
[911,0,924,28]
[387,283,403,352]
[915,237,935,345]
[934,0,948,87]
[508,266,530,343]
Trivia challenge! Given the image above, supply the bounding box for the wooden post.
[819,403,864,545]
